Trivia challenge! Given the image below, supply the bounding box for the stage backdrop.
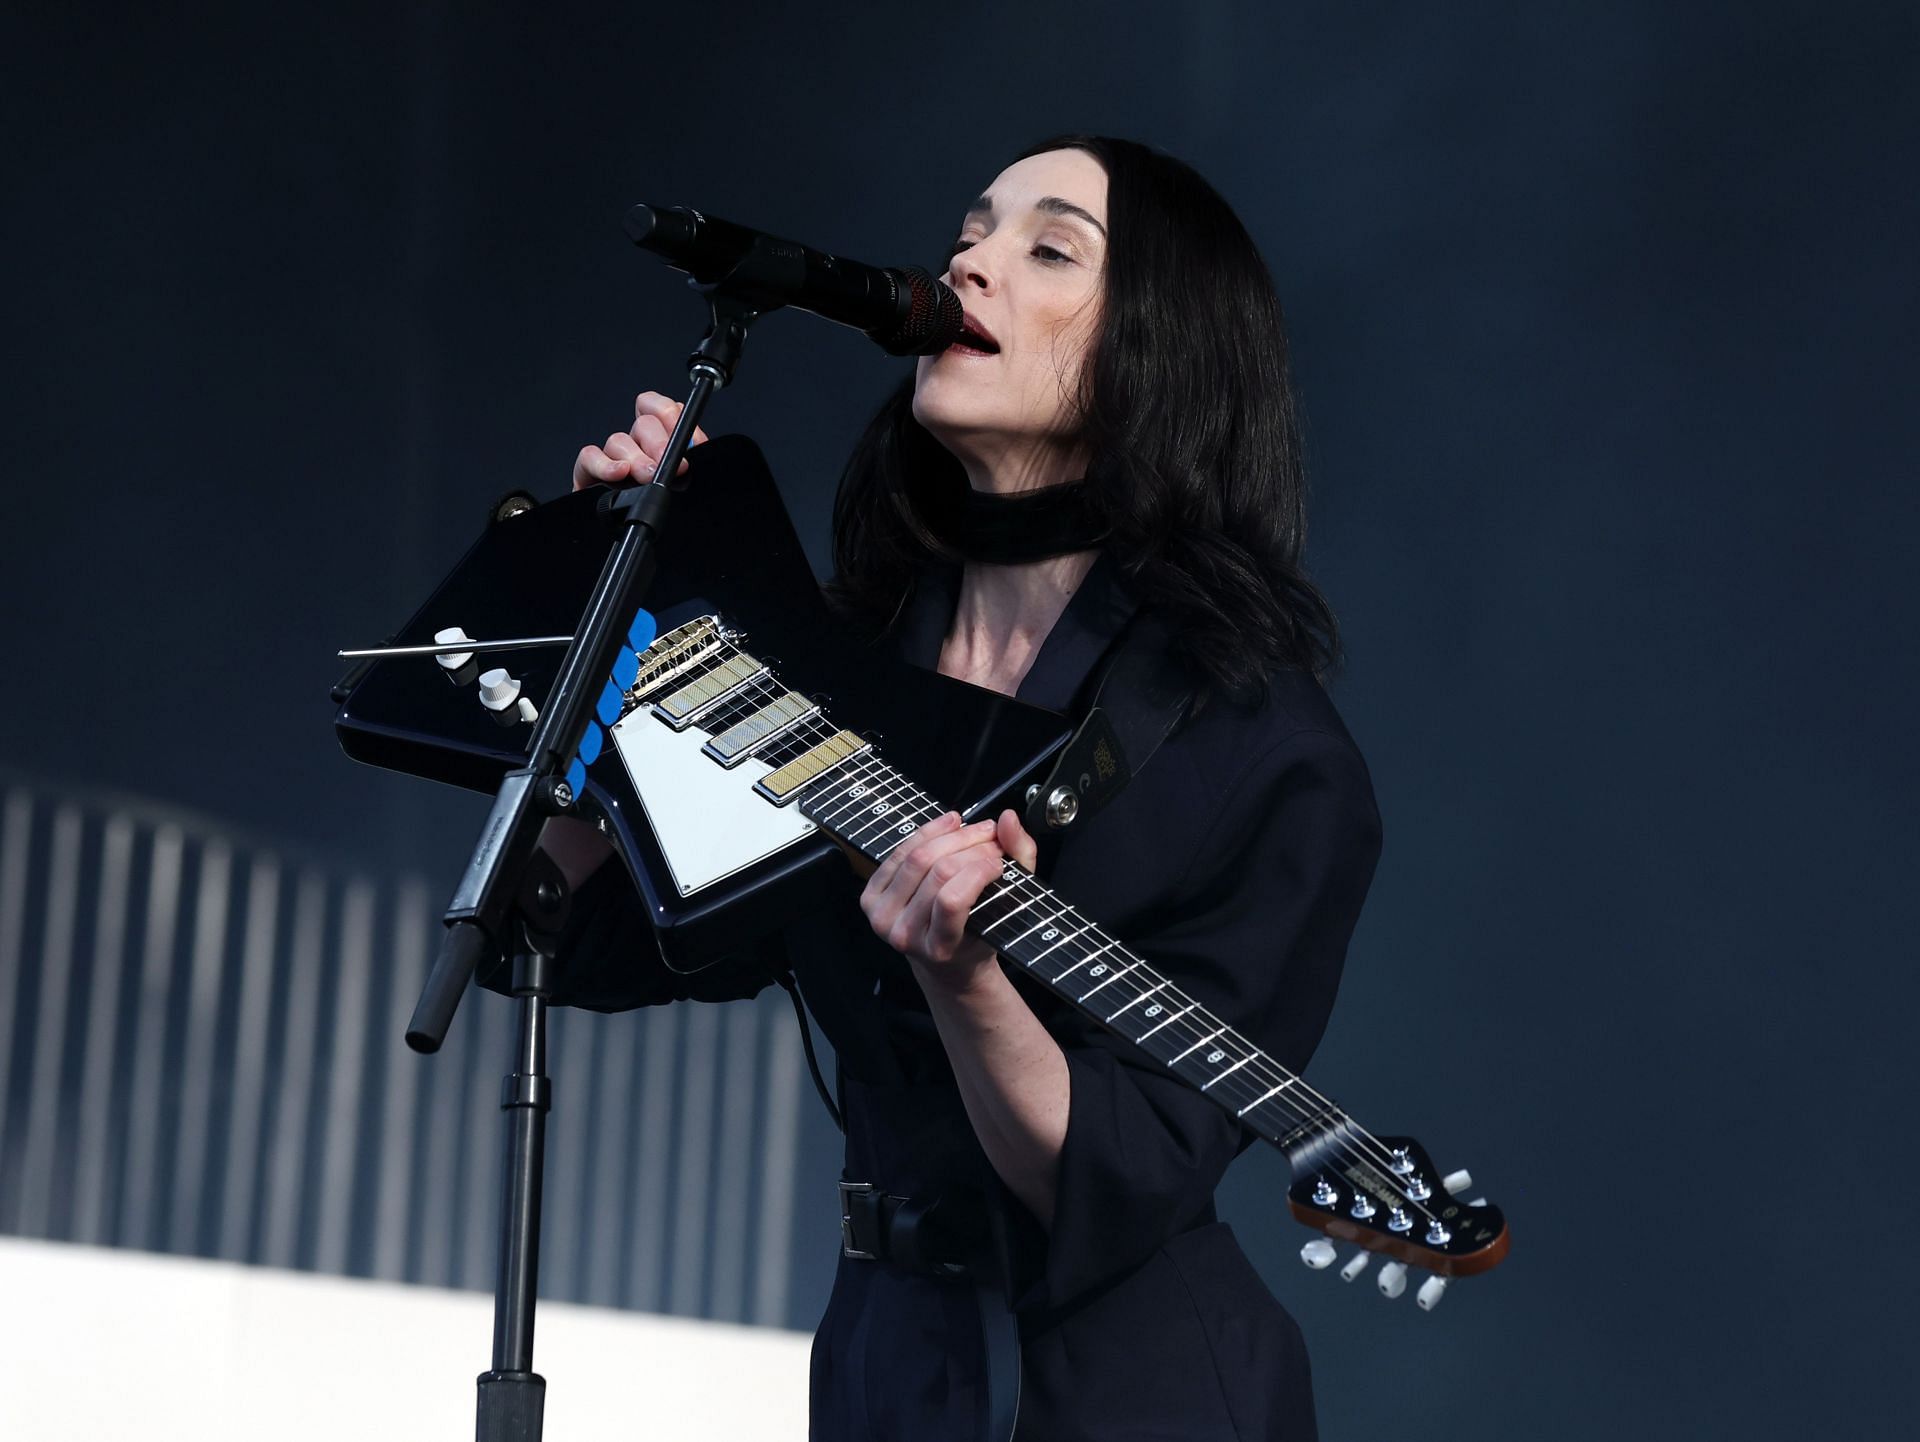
[2,2,1913,1437]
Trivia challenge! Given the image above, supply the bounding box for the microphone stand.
[403,244,788,1442]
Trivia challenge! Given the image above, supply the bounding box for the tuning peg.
[1416,1276,1451,1312]
[1377,1261,1408,1299]
[1299,1239,1337,1270]
[1441,1169,1473,1197]
[1339,1251,1372,1283]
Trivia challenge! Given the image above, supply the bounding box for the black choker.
[918,478,1108,565]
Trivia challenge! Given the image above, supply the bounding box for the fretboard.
[794,750,1354,1165]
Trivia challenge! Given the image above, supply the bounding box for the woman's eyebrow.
[964,193,1108,238]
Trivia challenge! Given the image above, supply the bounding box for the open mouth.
[951,316,1000,354]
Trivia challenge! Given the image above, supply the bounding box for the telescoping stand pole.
[404,273,776,1442]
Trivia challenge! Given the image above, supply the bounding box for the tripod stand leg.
[477,959,552,1442]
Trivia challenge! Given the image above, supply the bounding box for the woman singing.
[570,134,1381,1442]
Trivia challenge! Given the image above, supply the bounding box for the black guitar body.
[334,435,1071,972]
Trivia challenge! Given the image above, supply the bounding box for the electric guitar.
[334,436,1510,1303]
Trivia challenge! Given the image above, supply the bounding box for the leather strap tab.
[1024,612,1192,834]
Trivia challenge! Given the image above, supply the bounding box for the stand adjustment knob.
[478,668,524,726]
[435,627,479,685]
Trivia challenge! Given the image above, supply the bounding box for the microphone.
[625,204,965,357]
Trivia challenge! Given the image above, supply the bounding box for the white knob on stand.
[433,627,475,671]
[478,668,521,710]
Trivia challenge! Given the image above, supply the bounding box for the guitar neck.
[793,749,1352,1169]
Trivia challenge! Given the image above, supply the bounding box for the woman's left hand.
[861,809,1039,990]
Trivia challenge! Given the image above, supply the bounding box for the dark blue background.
[4,2,1912,1435]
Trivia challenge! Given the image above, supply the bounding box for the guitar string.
[631,640,1449,1227]
[802,748,1441,1224]
[647,657,1441,1222]
[648,661,1425,1205]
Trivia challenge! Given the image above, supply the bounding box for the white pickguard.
[609,705,819,897]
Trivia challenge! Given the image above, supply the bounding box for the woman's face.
[912,148,1108,491]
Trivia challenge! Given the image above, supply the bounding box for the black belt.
[837,1181,1022,1442]
[838,1180,971,1275]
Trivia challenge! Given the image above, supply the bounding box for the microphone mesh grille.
[872,268,965,356]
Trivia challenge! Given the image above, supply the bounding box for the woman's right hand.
[572,391,711,490]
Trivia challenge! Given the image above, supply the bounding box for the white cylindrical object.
[1416,1275,1451,1311]
[478,668,521,711]
[516,696,540,724]
[1377,1261,1408,1299]
[433,627,475,670]
[1339,1251,1372,1283]
[1441,1169,1473,1197]
[1298,1238,1337,1271]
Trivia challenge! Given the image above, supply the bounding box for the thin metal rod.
[336,635,574,660]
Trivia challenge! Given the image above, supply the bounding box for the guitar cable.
[776,967,846,1134]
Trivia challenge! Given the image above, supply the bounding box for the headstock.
[1287,1132,1508,1310]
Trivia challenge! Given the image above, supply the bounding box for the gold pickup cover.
[755,729,869,804]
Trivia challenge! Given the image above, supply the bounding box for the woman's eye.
[1032,244,1070,264]
[947,240,975,257]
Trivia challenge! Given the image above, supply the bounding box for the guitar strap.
[1021,609,1196,836]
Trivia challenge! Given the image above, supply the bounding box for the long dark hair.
[827,134,1339,697]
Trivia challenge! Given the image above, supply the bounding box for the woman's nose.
[947,243,995,293]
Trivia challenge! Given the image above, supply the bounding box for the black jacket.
[796,555,1382,1442]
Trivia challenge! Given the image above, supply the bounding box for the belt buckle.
[838,1180,879,1261]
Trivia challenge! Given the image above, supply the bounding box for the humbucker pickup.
[702,690,817,766]
[653,653,768,729]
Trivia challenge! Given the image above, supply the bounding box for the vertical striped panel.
[261,870,329,1268]
[625,1002,681,1312]
[217,854,281,1260]
[456,999,504,1292]
[546,1004,597,1300]
[668,1003,720,1315]
[70,815,135,1245]
[119,825,184,1250]
[16,807,83,1234]
[314,880,376,1274]
[0,774,819,1331]
[709,1003,763,1322]
[169,838,232,1253]
[752,1012,805,1327]
[583,1006,641,1308]
[371,878,429,1281]
[0,793,33,1120]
